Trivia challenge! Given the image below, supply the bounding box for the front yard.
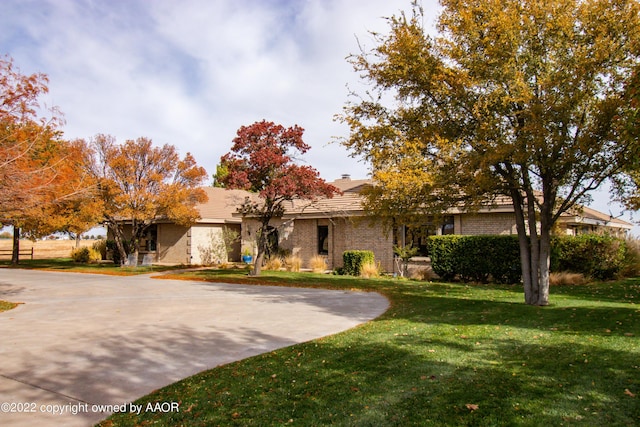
[98,269,640,426]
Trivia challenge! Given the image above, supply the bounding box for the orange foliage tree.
[89,134,208,264]
[0,56,92,263]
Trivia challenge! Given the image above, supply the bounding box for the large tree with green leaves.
[340,0,640,305]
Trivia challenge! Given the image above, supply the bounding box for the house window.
[318,225,329,255]
[441,216,454,235]
[396,216,454,256]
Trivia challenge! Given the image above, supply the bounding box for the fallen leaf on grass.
[466,403,479,411]
[624,389,636,397]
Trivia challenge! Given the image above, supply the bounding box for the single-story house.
[113,187,249,265]
[238,175,634,273]
[113,176,633,270]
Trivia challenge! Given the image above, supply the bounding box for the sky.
[0,0,636,233]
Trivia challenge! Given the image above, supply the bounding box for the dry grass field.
[0,239,101,259]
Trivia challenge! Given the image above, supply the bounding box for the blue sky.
[0,0,440,182]
[0,0,636,232]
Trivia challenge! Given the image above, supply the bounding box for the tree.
[16,138,101,243]
[89,134,208,264]
[216,120,341,276]
[340,0,640,305]
[0,56,89,264]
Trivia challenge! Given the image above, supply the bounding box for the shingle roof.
[195,179,633,231]
[196,187,253,223]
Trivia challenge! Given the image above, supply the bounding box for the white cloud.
[2,0,435,180]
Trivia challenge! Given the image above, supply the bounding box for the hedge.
[342,250,375,276]
[428,234,629,283]
[550,234,627,280]
[428,235,521,284]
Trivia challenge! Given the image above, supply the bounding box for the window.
[395,216,455,256]
[318,225,329,255]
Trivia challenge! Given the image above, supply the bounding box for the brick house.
[238,176,633,273]
[114,177,632,269]
[112,187,249,265]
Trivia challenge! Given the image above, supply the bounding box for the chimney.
[340,174,351,180]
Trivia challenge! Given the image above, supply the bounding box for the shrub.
[428,235,521,284]
[620,236,640,278]
[92,239,107,260]
[263,256,283,271]
[309,255,327,273]
[359,261,380,278]
[70,246,101,263]
[284,255,302,272]
[342,250,375,276]
[551,234,627,280]
[410,267,437,281]
[106,240,131,266]
[549,271,589,286]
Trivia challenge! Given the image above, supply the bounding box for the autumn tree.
[22,138,103,247]
[340,0,640,305]
[0,56,90,264]
[216,120,340,276]
[88,135,208,264]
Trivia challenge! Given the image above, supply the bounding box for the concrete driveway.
[0,269,388,427]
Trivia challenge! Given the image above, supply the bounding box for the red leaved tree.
[217,120,340,276]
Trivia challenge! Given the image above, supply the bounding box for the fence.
[0,248,34,260]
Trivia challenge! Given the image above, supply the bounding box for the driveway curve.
[0,269,388,427]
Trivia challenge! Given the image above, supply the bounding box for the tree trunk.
[107,223,129,265]
[11,226,20,266]
[250,228,267,276]
[250,219,272,276]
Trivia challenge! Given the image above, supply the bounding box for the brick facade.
[240,216,394,272]
[459,212,517,235]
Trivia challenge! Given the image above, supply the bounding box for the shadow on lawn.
[375,278,640,337]
[103,330,640,426]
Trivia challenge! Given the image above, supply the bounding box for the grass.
[0,258,186,275]
[97,270,640,426]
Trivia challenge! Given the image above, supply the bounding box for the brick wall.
[241,216,394,272]
[459,212,517,235]
[331,218,394,272]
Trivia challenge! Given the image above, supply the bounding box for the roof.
[562,204,634,230]
[277,178,634,230]
[280,177,368,219]
[196,187,253,224]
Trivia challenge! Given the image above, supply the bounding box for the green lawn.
[0,258,186,275]
[97,270,640,426]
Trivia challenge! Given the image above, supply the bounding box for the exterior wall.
[240,216,394,272]
[459,212,517,235]
[331,218,394,272]
[157,223,190,264]
[190,223,242,264]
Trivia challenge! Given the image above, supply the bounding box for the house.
[114,177,633,269]
[238,176,634,273]
[114,187,250,265]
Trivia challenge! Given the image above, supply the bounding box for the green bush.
[551,234,627,280]
[92,239,107,260]
[342,250,375,276]
[70,246,101,263]
[428,235,521,284]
